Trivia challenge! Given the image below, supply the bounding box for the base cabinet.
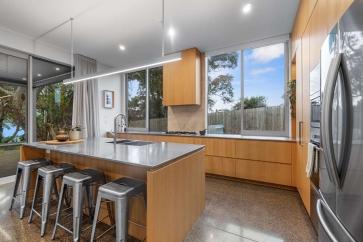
[205,156,235,177]
[235,159,292,186]
[113,133,294,187]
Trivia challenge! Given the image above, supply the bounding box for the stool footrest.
[56,223,73,235]
[95,224,115,241]
[128,220,147,229]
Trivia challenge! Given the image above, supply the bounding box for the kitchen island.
[21,138,205,242]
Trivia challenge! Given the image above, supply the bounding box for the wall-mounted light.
[119,45,125,50]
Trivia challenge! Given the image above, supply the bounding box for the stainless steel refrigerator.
[319,0,363,241]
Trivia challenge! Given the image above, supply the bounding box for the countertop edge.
[110,131,297,142]
[22,140,205,169]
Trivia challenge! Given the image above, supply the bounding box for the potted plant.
[67,123,84,141]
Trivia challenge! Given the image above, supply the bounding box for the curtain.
[72,54,100,138]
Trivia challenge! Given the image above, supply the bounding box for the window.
[0,52,27,178]
[126,66,167,131]
[207,42,289,136]
[33,57,74,141]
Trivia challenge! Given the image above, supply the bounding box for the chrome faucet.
[110,113,126,144]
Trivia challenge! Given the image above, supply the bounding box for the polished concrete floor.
[0,177,317,242]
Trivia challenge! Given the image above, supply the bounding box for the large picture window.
[33,57,74,141]
[126,66,167,132]
[207,42,289,136]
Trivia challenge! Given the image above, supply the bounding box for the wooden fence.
[208,105,285,134]
[128,117,167,131]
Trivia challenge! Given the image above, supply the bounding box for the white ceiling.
[0,0,299,68]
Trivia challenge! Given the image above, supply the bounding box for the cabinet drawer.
[205,156,235,177]
[235,140,291,164]
[194,138,235,158]
[235,159,291,186]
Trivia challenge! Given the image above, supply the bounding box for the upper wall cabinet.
[163,48,201,106]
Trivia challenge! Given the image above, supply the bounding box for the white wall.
[0,27,71,65]
[97,63,122,137]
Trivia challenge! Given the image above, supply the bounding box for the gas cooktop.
[165,131,197,135]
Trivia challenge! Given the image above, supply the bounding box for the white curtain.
[72,54,100,138]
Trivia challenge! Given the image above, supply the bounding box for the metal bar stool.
[51,169,114,242]
[90,177,147,242]
[28,163,76,236]
[9,158,52,219]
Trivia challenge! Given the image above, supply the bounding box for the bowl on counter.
[199,129,207,135]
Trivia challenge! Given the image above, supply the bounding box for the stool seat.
[38,163,75,178]
[28,163,75,236]
[18,158,50,168]
[99,177,146,199]
[10,158,52,219]
[90,177,147,242]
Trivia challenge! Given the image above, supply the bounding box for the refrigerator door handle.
[321,56,340,186]
[321,53,353,188]
[317,199,356,242]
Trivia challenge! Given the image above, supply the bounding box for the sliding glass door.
[0,52,28,178]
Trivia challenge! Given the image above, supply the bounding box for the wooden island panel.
[21,145,205,242]
[147,149,205,242]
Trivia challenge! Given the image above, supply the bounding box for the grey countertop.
[23,138,204,169]
[116,131,296,142]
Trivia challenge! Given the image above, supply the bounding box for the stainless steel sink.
[122,141,153,146]
[107,140,153,146]
[106,139,134,144]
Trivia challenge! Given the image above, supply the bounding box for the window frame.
[125,65,164,132]
[206,40,290,137]
[241,41,289,137]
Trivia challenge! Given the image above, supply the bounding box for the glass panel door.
[0,52,27,178]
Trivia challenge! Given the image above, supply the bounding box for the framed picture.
[103,90,114,108]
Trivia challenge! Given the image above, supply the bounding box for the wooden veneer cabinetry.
[113,133,293,187]
[163,48,201,106]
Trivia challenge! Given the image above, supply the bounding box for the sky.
[208,43,286,111]
[3,124,24,138]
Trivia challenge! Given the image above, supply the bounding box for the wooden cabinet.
[235,140,291,164]
[194,138,235,158]
[328,0,354,32]
[115,133,295,187]
[235,159,292,186]
[205,156,235,177]
[163,48,201,106]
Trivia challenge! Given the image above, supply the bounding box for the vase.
[69,131,80,141]
[56,130,69,142]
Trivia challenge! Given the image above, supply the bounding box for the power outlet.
[46,149,50,154]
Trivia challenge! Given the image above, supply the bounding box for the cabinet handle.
[299,121,303,146]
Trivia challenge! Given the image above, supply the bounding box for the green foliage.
[36,83,74,140]
[286,79,296,118]
[127,67,167,124]
[0,84,26,143]
[207,52,239,111]
[232,96,268,110]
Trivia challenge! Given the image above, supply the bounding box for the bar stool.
[90,177,147,242]
[9,158,52,219]
[51,169,113,242]
[28,163,76,236]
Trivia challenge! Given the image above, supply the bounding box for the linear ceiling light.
[63,52,181,84]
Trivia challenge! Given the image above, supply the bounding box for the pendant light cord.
[71,18,74,78]
[162,0,165,57]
